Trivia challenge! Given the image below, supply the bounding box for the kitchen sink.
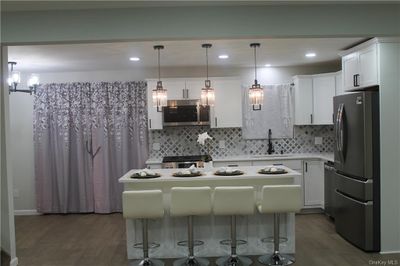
[250,154,293,158]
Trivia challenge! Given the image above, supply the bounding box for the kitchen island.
[119,166,301,259]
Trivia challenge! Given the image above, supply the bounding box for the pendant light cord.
[157,48,161,82]
[254,45,257,84]
[206,46,209,80]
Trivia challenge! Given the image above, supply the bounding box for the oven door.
[176,162,200,168]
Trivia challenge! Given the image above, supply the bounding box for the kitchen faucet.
[267,129,275,155]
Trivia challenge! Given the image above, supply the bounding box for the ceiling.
[8,37,365,73]
[1,1,392,12]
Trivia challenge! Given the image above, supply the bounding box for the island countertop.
[119,165,300,183]
[119,166,301,191]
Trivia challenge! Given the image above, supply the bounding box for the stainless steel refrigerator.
[333,90,380,252]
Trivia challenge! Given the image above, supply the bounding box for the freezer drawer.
[335,190,378,251]
[335,172,373,202]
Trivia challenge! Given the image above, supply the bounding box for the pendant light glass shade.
[200,79,215,106]
[27,74,40,88]
[248,43,263,111]
[249,83,264,106]
[153,45,167,111]
[152,81,167,108]
[200,44,215,106]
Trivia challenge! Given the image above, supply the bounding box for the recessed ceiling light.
[129,57,140,61]
[218,54,229,59]
[305,53,316,58]
[264,64,272,67]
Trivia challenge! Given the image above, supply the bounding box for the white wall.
[1,46,18,265]
[9,63,339,212]
[9,93,35,212]
[379,42,400,253]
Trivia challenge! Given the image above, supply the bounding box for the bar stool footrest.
[219,239,247,246]
[133,242,161,249]
[177,240,204,247]
[261,237,288,244]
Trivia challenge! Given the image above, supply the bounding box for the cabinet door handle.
[310,114,313,124]
[355,74,360,87]
[183,89,185,98]
[305,162,308,172]
[215,117,218,127]
[353,74,356,87]
[186,89,189,99]
[149,119,152,129]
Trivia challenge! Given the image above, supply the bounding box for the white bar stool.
[213,186,255,266]
[123,190,165,266]
[170,187,212,266]
[257,185,302,266]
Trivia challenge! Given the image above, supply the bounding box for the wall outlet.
[13,189,20,198]
[314,137,323,145]
[152,142,161,151]
[219,140,226,149]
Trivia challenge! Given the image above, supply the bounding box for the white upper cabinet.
[342,53,359,91]
[211,78,242,128]
[162,79,187,100]
[294,76,313,125]
[184,79,203,100]
[294,72,338,125]
[341,43,378,91]
[359,45,378,88]
[335,71,344,95]
[312,74,336,125]
[146,77,242,130]
[146,80,163,130]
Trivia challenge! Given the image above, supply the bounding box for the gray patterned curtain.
[34,81,148,213]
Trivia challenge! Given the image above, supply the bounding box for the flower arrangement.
[197,132,213,159]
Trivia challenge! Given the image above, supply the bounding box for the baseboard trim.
[380,250,400,254]
[10,257,19,266]
[14,209,40,216]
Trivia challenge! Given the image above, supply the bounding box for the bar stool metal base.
[216,255,252,266]
[258,252,295,266]
[173,256,209,266]
[129,258,165,266]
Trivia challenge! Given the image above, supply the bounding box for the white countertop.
[119,165,301,184]
[145,153,334,165]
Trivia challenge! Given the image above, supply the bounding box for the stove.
[162,155,212,169]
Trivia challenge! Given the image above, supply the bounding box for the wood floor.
[13,213,400,266]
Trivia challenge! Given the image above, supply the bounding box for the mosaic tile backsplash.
[148,125,334,159]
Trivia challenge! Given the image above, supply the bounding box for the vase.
[204,161,213,172]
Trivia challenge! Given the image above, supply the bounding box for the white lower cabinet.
[187,158,325,210]
[303,160,324,208]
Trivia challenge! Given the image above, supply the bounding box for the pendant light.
[200,44,215,106]
[249,43,263,111]
[152,45,167,112]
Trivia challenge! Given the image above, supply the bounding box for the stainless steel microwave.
[162,100,210,126]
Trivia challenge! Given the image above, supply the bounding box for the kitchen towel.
[242,83,294,139]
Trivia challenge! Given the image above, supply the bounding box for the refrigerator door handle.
[335,105,341,153]
[339,103,345,161]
